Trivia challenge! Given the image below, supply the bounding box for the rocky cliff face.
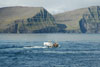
[54,6,100,33]
[0,6,59,33]
[79,6,100,33]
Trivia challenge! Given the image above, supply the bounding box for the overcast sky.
[0,0,100,14]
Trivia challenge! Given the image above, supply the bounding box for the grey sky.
[0,0,100,14]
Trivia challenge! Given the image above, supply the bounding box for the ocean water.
[0,34,100,67]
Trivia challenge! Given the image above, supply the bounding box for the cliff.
[0,6,59,33]
[54,6,100,33]
[1,6,100,33]
[79,6,100,33]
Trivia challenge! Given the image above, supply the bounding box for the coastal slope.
[54,6,100,33]
[0,6,59,33]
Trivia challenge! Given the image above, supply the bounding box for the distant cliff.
[79,6,100,33]
[0,6,59,33]
[1,6,100,33]
[54,6,100,33]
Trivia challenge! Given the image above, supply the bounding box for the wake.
[23,46,47,49]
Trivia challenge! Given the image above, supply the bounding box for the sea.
[0,34,100,67]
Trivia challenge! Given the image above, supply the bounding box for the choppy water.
[0,34,100,67]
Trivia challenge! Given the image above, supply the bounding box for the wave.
[43,51,100,54]
[0,45,23,49]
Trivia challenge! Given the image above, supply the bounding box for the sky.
[0,0,100,14]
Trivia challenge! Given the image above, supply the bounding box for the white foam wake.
[23,46,47,49]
